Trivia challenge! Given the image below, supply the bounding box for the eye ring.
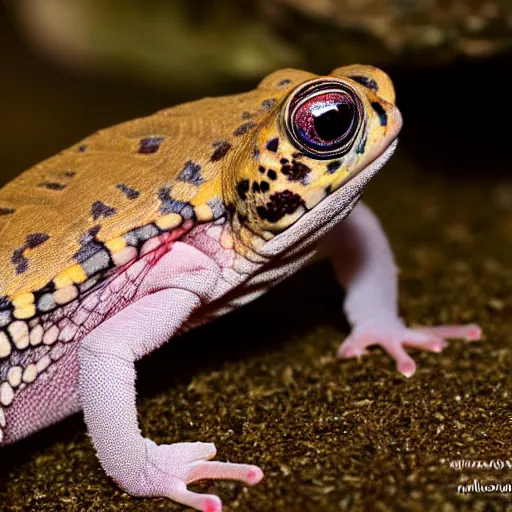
[284,80,364,159]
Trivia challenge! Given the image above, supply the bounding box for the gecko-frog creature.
[0,65,480,511]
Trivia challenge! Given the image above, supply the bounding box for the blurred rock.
[6,0,512,94]
[264,0,512,63]
[7,0,299,94]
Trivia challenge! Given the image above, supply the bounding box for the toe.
[169,480,222,512]
[415,324,482,341]
[383,341,417,377]
[338,344,368,358]
[188,461,264,485]
[403,336,447,353]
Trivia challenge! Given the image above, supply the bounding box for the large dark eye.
[286,82,363,158]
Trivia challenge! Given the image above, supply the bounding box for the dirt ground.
[0,12,511,512]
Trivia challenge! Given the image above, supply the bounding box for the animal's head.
[223,64,402,254]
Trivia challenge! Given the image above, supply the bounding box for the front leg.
[78,247,262,511]
[322,201,481,377]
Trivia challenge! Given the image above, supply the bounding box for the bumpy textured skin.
[0,65,480,511]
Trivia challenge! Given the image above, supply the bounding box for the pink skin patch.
[338,323,482,378]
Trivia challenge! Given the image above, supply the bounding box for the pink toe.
[338,345,367,358]
[431,339,446,353]
[417,324,482,341]
[204,497,222,512]
[465,324,482,341]
[247,467,264,485]
[398,360,416,378]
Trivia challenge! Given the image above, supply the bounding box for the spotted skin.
[0,65,481,511]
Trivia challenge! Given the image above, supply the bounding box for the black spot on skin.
[178,160,203,185]
[237,213,247,224]
[266,137,279,153]
[138,136,165,154]
[64,171,76,177]
[210,141,232,162]
[0,296,12,310]
[233,122,257,136]
[11,248,28,274]
[348,75,379,93]
[327,160,342,174]
[11,234,50,274]
[78,144,87,152]
[267,169,277,180]
[252,182,260,193]
[371,101,388,126]
[256,190,305,223]
[116,184,140,200]
[158,187,194,219]
[258,166,266,174]
[261,99,277,111]
[277,79,291,87]
[260,181,270,193]
[11,249,25,264]
[74,242,104,263]
[91,201,117,220]
[356,135,367,154]
[39,182,66,191]
[26,233,50,248]
[292,152,303,159]
[253,147,260,160]
[14,259,28,275]
[0,208,15,215]
[280,158,289,165]
[281,160,311,183]
[236,180,250,201]
[242,112,253,120]
[80,225,102,246]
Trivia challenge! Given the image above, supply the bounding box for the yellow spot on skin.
[105,237,127,253]
[36,355,51,373]
[22,364,37,384]
[191,180,222,206]
[194,204,213,222]
[30,325,44,346]
[54,272,73,289]
[66,264,87,284]
[156,213,182,231]
[54,285,79,305]
[7,366,22,388]
[0,382,14,406]
[55,265,87,289]
[0,333,11,358]
[8,321,29,350]
[14,305,36,320]
[112,246,138,267]
[43,325,59,346]
[12,293,34,308]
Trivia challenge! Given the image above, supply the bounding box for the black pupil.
[313,103,353,143]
